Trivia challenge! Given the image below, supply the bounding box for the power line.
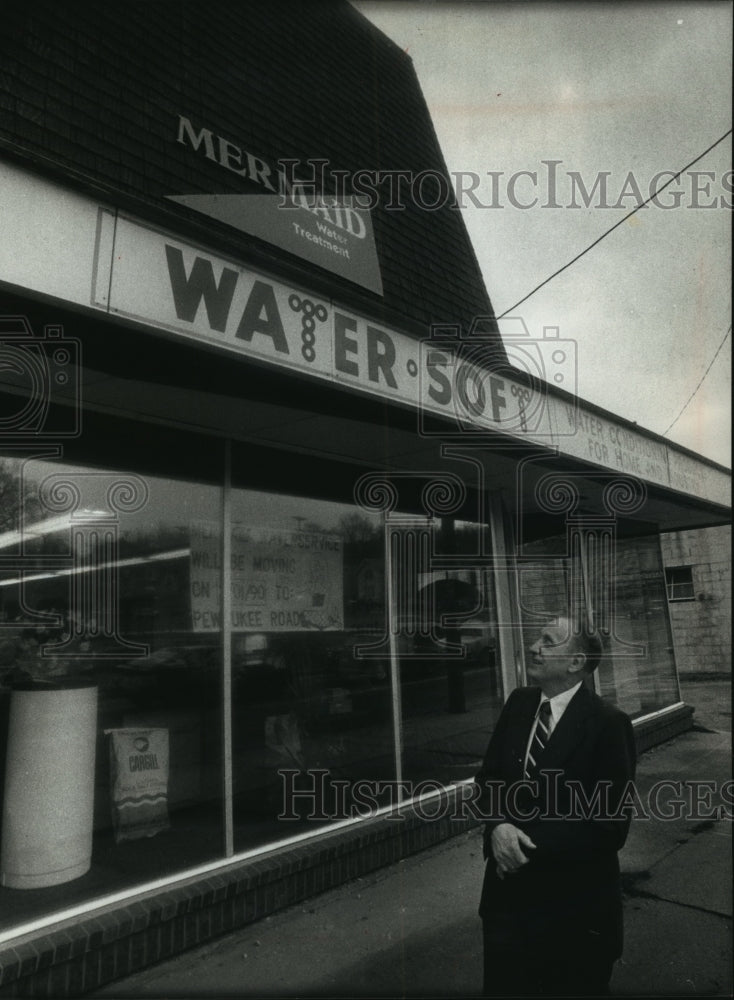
[497,128,732,319]
[662,326,731,436]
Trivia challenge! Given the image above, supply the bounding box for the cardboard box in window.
[122,710,202,807]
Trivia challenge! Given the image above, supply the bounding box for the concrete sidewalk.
[93,679,732,998]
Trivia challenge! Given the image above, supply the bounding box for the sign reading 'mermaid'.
[167,115,383,296]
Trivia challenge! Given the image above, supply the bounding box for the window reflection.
[228,491,394,850]
[518,532,679,718]
[595,535,680,716]
[0,454,224,930]
[394,517,503,787]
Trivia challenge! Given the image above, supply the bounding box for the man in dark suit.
[475,617,636,996]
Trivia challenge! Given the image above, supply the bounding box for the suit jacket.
[475,683,636,958]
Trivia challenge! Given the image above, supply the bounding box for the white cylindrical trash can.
[1,680,98,888]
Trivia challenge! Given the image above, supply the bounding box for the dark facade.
[1,0,503,344]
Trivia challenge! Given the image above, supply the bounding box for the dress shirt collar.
[541,680,583,728]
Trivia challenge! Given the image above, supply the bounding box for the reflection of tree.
[339,513,378,547]
[0,459,63,551]
[0,459,42,534]
[0,462,19,534]
[339,513,384,629]
[0,461,68,648]
[118,523,187,559]
[299,520,325,534]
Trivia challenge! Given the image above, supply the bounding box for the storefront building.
[0,4,730,995]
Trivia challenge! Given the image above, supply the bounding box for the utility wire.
[497,128,732,318]
[662,326,731,436]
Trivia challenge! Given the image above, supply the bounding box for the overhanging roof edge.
[538,375,731,475]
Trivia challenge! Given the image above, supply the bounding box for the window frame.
[665,565,696,603]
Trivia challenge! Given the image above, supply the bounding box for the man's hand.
[491,823,536,877]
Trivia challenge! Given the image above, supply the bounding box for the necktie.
[525,700,552,780]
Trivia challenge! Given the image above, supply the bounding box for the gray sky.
[355,1,732,468]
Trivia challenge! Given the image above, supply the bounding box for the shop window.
[587,536,680,717]
[517,533,680,720]
[227,488,395,850]
[225,484,505,844]
[0,451,225,930]
[393,517,503,788]
[665,566,695,602]
[515,536,597,705]
[0,440,510,927]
